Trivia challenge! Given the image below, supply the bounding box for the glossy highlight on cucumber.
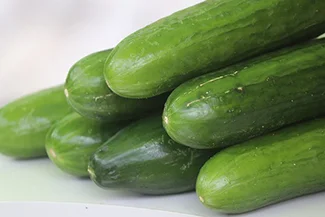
[88,115,216,195]
[197,118,325,214]
[163,39,325,149]
[0,85,72,158]
[105,0,325,98]
[65,49,168,122]
[46,113,126,177]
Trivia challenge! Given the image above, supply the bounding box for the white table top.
[2,154,325,217]
[0,202,201,217]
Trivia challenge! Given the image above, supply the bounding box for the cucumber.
[65,49,168,122]
[88,115,216,195]
[0,85,72,158]
[104,0,325,98]
[196,118,325,214]
[46,113,126,177]
[163,39,325,149]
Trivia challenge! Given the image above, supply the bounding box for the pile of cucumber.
[1,0,325,214]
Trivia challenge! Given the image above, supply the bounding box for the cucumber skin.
[46,113,126,177]
[196,118,325,214]
[105,0,325,98]
[0,85,72,158]
[65,49,168,122]
[88,115,216,195]
[163,39,325,149]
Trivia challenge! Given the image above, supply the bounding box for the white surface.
[0,202,198,217]
[2,155,325,217]
[0,155,216,217]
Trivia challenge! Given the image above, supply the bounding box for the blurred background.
[0,0,202,106]
[1,0,324,107]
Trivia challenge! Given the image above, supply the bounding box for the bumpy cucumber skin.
[196,118,325,214]
[105,0,325,98]
[65,49,168,122]
[163,39,325,149]
[46,113,126,177]
[0,85,72,158]
[88,115,216,195]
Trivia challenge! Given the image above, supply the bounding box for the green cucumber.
[46,113,126,177]
[65,49,168,122]
[163,39,325,149]
[88,115,216,195]
[0,85,71,158]
[104,0,325,98]
[196,118,325,214]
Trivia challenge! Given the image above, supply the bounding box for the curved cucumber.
[105,0,325,98]
[88,115,216,195]
[0,85,72,158]
[197,118,325,214]
[46,113,126,177]
[163,39,325,149]
[65,49,168,122]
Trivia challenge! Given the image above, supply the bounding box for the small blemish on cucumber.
[64,88,69,97]
[199,196,205,203]
[49,148,57,159]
